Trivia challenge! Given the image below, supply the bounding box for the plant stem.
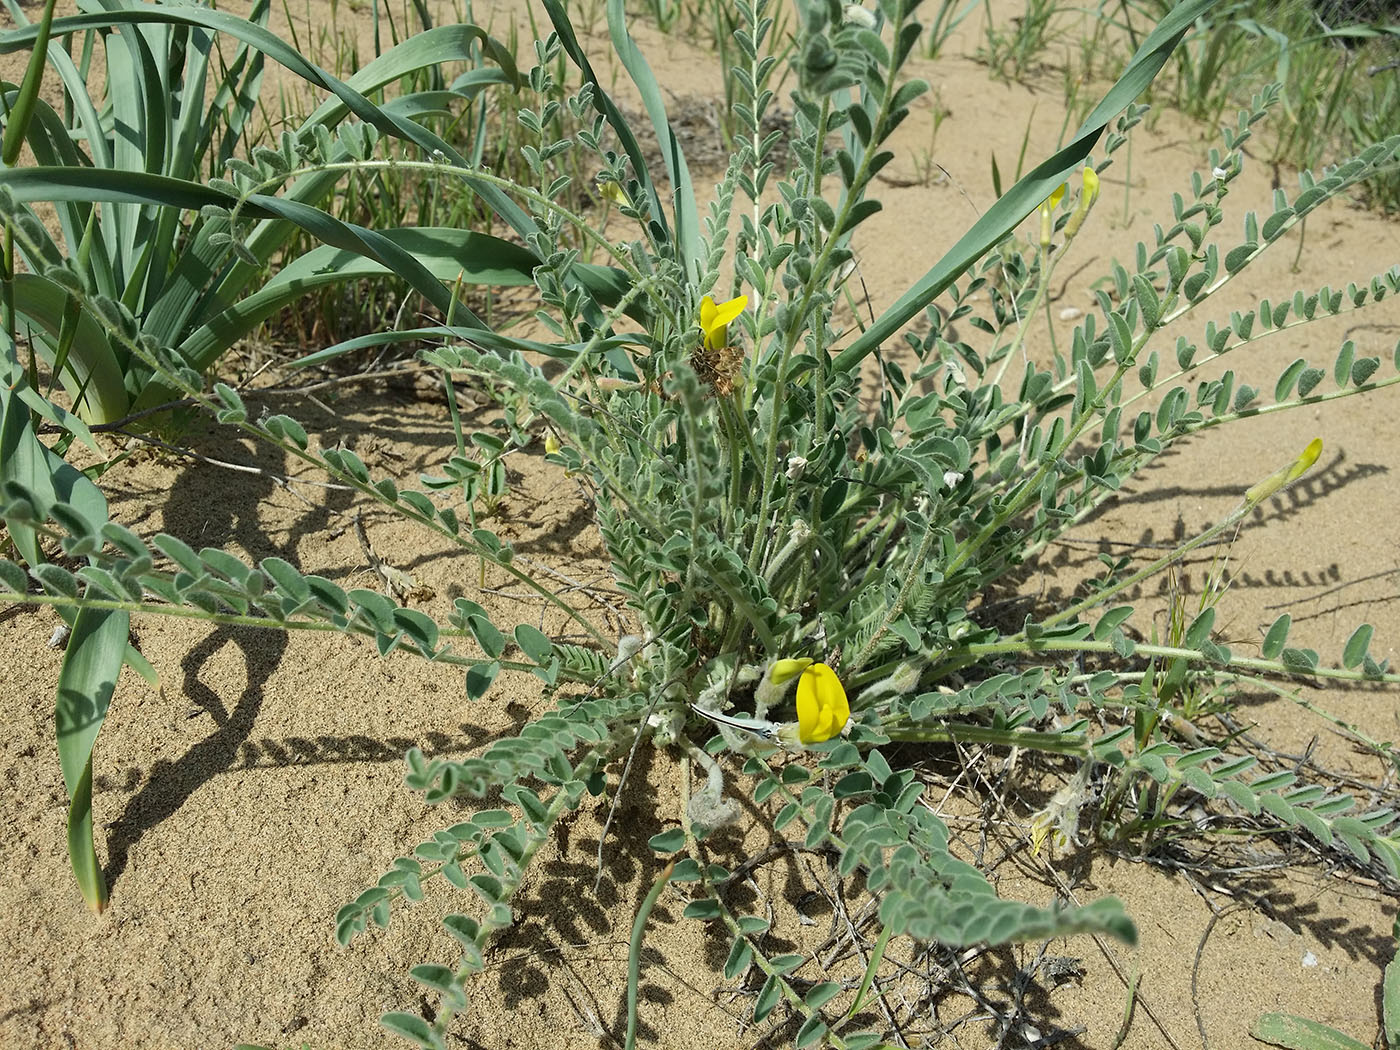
[625,859,675,1050]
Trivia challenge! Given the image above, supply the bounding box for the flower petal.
[1081,166,1099,204]
[770,658,813,686]
[710,295,748,329]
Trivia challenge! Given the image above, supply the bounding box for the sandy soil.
[4,0,1400,1047]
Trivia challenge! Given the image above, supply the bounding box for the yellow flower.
[692,658,848,753]
[699,294,748,352]
[794,662,850,744]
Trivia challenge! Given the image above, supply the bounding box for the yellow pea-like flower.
[691,660,849,753]
[794,662,850,744]
[699,294,748,351]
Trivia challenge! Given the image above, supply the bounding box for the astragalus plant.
[4,0,1400,1045]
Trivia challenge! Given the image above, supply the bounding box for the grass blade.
[0,0,58,165]
[605,0,700,282]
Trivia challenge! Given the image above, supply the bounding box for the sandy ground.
[4,0,1400,1047]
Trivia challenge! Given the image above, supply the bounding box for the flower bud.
[1039,183,1066,248]
[769,658,813,685]
[842,4,878,28]
[1063,166,1101,241]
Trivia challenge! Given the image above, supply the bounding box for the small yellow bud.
[598,180,628,206]
[769,658,813,686]
[544,432,561,455]
[1039,183,1066,248]
[1064,166,1101,241]
[1245,438,1323,507]
[1081,166,1100,205]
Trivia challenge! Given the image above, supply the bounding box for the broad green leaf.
[380,1012,442,1049]
[514,624,554,664]
[648,829,686,854]
[1262,614,1291,659]
[1249,1012,1370,1050]
[1342,624,1373,670]
[55,600,129,913]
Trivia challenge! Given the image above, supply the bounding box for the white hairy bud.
[842,4,878,28]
